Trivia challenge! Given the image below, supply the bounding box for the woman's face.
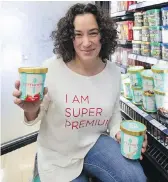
[73,13,101,63]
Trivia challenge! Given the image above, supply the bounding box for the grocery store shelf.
[128,1,168,11]
[120,95,168,148]
[0,131,38,156]
[120,95,168,180]
[118,40,132,48]
[128,53,168,64]
[111,11,127,17]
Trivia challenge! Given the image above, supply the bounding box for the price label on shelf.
[132,107,148,117]
[149,119,162,129]
[158,125,167,131]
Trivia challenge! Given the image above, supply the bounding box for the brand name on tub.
[124,140,138,148]
[23,83,43,87]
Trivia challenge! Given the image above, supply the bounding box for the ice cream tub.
[123,78,132,100]
[131,86,143,105]
[18,67,48,102]
[120,120,146,160]
[154,89,168,111]
[143,91,157,113]
[121,73,130,94]
[141,69,154,92]
[151,63,168,92]
[128,66,144,87]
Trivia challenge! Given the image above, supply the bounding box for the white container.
[121,73,130,93]
[143,92,157,113]
[120,120,146,160]
[133,27,142,41]
[152,63,168,92]
[141,70,154,92]
[162,26,168,43]
[128,66,144,87]
[18,67,48,101]
[154,89,168,111]
[123,78,132,100]
[131,86,143,105]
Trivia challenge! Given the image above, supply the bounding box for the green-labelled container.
[123,77,132,100]
[141,41,150,56]
[147,9,161,26]
[18,67,48,102]
[142,91,157,113]
[149,26,162,42]
[152,63,168,92]
[131,86,143,105]
[128,66,144,87]
[141,69,154,92]
[120,120,146,160]
[150,42,162,59]
[132,40,141,55]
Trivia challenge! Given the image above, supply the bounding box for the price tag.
[149,119,162,128]
[158,125,167,131]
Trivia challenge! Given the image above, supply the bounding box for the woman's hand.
[115,131,148,160]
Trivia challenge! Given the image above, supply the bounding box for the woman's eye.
[90,32,98,36]
[75,34,82,37]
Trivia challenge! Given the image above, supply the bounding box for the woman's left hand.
[115,131,148,160]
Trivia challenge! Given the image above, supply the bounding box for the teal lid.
[128,66,144,73]
[141,69,153,79]
[120,120,146,136]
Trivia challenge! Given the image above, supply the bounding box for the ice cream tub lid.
[18,67,48,74]
[151,63,168,73]
[120,120,146,136]
[128,66,144,73]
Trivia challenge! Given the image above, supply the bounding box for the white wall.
[1,1,93,144]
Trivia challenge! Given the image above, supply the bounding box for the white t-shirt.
[24,56,122,182]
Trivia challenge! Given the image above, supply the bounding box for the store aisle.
[0,142,37,182]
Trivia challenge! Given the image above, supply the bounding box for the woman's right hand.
[13,80,48,113]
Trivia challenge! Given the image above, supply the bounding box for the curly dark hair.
[51,3,118,62]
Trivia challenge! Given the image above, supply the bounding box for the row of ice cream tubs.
[121,64,168,115]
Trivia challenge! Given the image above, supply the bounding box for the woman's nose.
[82,36,92,47]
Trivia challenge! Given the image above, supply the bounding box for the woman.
[13,3,147,182]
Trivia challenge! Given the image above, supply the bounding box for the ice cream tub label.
[131,86,143,105]
[154,89,168,110]
[18,67,48,102]
[143,92,157,113]
[123,78,132,100]
[141,69,154,92]
[120,120,146,160]
[128,66,144,87]
[152,64,168,92]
